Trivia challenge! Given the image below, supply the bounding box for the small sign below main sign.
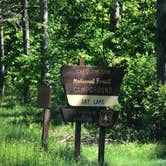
[37,84,52,108]
[61,65,124,107]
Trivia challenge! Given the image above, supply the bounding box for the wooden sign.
[76,110,99,123]
[61,108,76,122]
[61,108,118,125]
[61,108,99,123]
[37,84,52,108]
[61,65,124,107]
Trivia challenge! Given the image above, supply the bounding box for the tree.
[22,0,30,103]
[40,0,49,83]
[110,1,120,30]
[40,0,50,151]
[0,1,5,97]
[0,0,20,97]
[156,0,166,84]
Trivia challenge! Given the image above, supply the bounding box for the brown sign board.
[61,108,118,126]
[61,108,76,122]
[61,65,124,107]
[61,108,99,123]
[37,84,52,109]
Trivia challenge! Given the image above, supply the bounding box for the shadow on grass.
[48,146,108,166]
[5,112,43,126]
[48,142,110,166]
[0,103,16,109]
[155,144,166,159]
[0,111,37,118]
[50,110,62,125]
[1,109,63,126]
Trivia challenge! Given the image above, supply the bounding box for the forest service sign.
[61,65,124,107]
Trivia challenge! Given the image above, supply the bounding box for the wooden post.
[74,120,81,159]
[42,108,50,151]
[98,126,106,166]
[74,57,85,159]
[37,83,51,151]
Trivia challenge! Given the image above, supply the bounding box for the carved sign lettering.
[61,65,124,107]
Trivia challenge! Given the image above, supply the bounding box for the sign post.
[42,108,50,150]
[37,83,52,151]
[98,109,118,165]
[98,126,106,166]
[61,57,124,164]
[75,118,81,159]
[74,57,84,159]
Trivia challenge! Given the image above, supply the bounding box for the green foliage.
[103,0,156,58]
[120,55,157,113]
[1,0,164,141]
[118,55,165,140]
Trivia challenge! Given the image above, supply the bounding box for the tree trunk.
[22,0,30,55]
[40,0,50,150]
[0,25,5,97]
[108,1,120,55]
[156,0,166,84]
[40,0,48,83]
[0,2,5,97]
[110,1,120,30]
[21,0,30,103]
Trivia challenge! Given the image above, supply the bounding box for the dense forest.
[0,0,165,142]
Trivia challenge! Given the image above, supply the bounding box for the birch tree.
[40,0,49,83]
[21,0,30,103]
[0,13,4,97]
[110,1,120,30]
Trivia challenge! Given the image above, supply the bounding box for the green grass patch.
[0,105,166,166]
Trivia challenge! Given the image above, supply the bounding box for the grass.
[0,105,166,166]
